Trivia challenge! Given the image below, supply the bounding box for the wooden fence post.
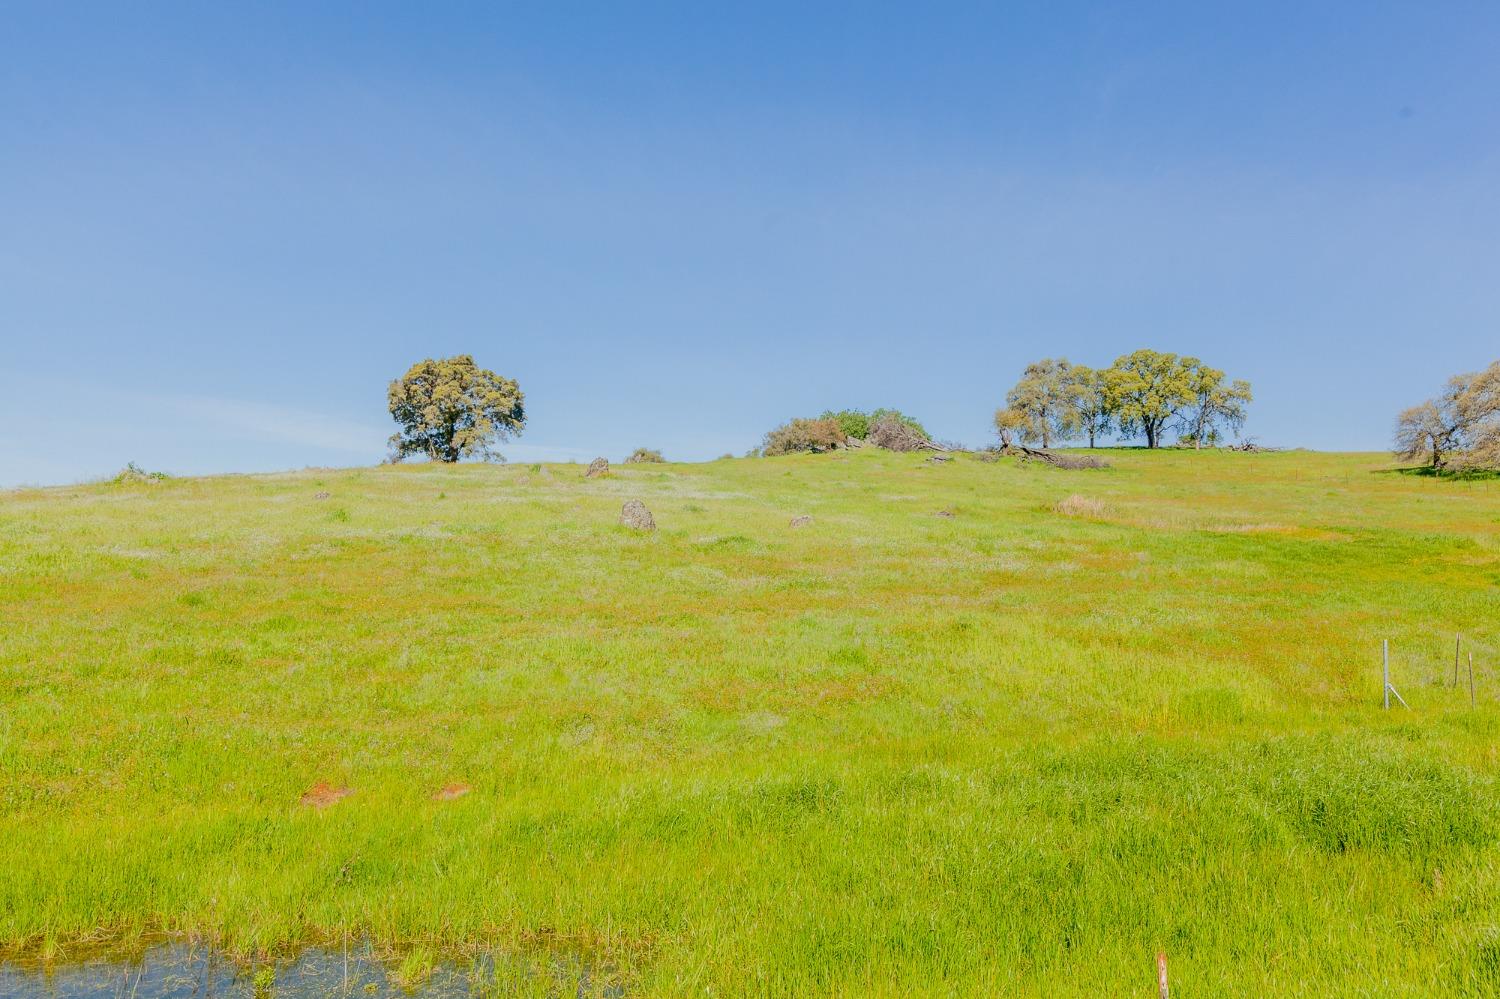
[1156,952,1169,999]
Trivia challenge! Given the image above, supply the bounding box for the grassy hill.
[3,449,1499,995]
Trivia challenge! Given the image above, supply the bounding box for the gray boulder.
[620,500,656,531]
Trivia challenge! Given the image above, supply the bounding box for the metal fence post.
[1383,640,1390,710]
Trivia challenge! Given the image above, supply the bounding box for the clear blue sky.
[3,2,1498,485]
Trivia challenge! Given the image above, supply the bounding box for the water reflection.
[0,941,625,998]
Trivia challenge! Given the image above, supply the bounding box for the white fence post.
[1383,640,1390,710]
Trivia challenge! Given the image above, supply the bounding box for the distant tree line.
[1394,361,1500,472]
[384,351,1499,477]
[995,349,1252,450]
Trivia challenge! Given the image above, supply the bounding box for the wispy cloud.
[152,394,599,463]
[0,370,608,485]
[159,395,386,455]
[497,443,601,462]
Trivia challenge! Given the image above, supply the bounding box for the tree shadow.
[1377,465,1500,481]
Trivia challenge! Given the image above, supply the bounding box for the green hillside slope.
[2,450,1498,995]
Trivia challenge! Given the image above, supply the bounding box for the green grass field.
[3,449,1499,995]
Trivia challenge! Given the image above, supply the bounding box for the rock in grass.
[620,500,655,531]
[586,457,610,479]
[314,491,331,499]
[1052,454,1109,470]
[789,515,813,528]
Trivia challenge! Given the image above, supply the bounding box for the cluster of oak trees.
[995,349,1252,450]
[1394,361,1500,471]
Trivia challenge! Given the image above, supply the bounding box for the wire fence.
[1381,632,1496,710]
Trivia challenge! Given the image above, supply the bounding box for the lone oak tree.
[993,406,1028,448]
[1180,364,1253,448]
[387,355,525,462]
[1004,358,1083,448]
[1394,360,1500,470]
[1103,349,1198,449]
[1067,365,1115,449]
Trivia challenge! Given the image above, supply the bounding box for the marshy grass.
[1,448,1498,995]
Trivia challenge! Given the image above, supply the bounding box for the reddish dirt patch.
[433,782,471,801]
[299,782,353,809]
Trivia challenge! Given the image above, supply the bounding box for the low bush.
[869,408,930,440]
[763,418,846,456]
[867,415,935,452]
[113,462,169,484]
[820,409,871,441]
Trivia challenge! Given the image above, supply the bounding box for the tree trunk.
[1088,430,1096,448]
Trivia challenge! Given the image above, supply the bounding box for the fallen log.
[999,445,1108,469]
[866,416,949,453]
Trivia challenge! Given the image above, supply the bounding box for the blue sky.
[3,2,1498,485]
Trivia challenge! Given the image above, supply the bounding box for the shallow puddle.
[0,941,625,997]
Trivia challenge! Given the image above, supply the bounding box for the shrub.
[815,408,928,442]
[866,414,934,452]
[113,462,169,484]
[762,417,847,456]
[626,447,665,463]
[869,408,929,440]
[820,409,872,440]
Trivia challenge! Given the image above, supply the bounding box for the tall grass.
[1,449,1498,995]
